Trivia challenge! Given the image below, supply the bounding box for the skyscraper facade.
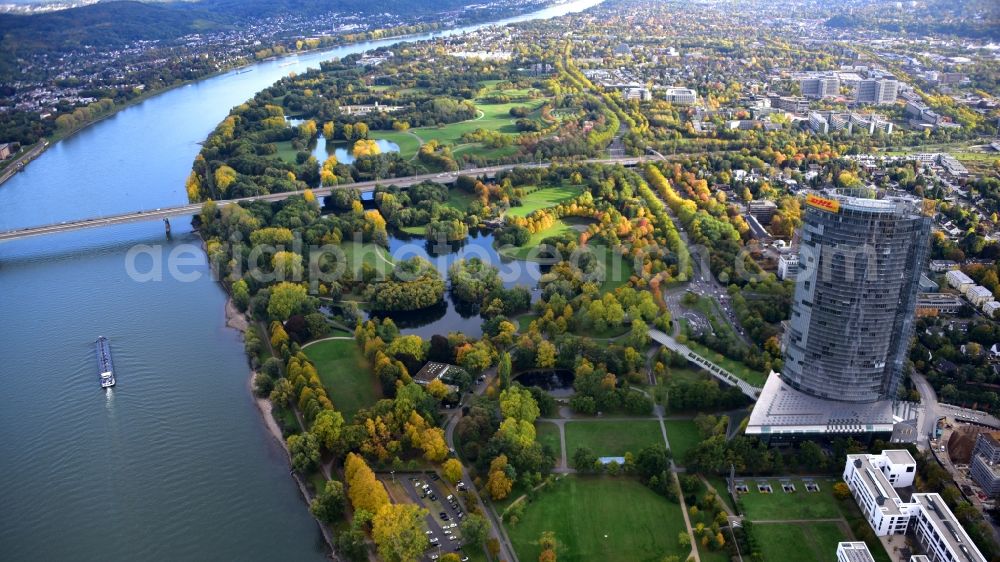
[781,193,931,403]
[856,79,899,105]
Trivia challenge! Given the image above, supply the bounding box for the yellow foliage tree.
[345,453,389,514]
[372,503,429,562]
[442,458,463,484]
[185,171,201,202]
[486,454,513,500]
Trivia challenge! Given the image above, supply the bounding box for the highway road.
[0,157,652,242]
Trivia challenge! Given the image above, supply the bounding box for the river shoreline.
[0,1,575,189]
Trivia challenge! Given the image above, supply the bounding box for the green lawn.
[536,421,562,460]
[663,420,701,464]
[303,338,380,420]
[564,420,665,458]
[337,241,394,277]
[516,313,538,332]
[754,521,849,562]
[506,476,689,562]
[682,338,768,387]
[369,130,422,160]
[497,218,579,260]
[506,186,582,218]
[407,99,546,147]
[274,140,301,164]
[739,478,841,520]
[705,475,735,513]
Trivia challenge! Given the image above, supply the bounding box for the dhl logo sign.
[806,195,840,213]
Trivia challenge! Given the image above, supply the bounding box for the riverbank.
[0,0,575,189]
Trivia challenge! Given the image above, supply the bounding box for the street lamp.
[391,470,395,483]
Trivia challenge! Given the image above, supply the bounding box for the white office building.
[843,451,987,562]
[946,270,975,293]
[984,300,1000,319]
[837,542,876,562]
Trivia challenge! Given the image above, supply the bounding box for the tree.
[345,453,390,514]
[426,378,450,400]
[287,432,321,472]
[269,378,294,407]
[487,454,514,500]
[232,279,250,311]
[372,503,429,562]
[460,513,488,548]
[312,409,345,452]
[538,531,557,562]
[832,482,851,501]
[500,386,540,423]
[536,340,556,368]
[310,480,346,523]
[573,447,597,471]
[443,458,464,484]
[678,531,691,548]
[440,555,461,562]
[268,282,310,320]
[498,351,512,390]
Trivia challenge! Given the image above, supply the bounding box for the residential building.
[837,542,875,562]
[801,75,840,99]
[857,79,899,105]
[967,285,995,307]
[970,432,1000,498]
[778,253,799,281]
[843,451,987,562]
[984,301,1000,320]
[664,87,697,104]
[624,87,652,101]
[945,270,974,293]
[915,293,964,317]
[781,194,930,403]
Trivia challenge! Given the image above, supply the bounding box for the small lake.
[516,369,575,392]
[365,230,542,339]
[283,121,402,165]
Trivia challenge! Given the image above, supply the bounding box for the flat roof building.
[664,87,697,105]
[778,254,799,281]
[802,75,841,99]
[837,542,876,562]
[946,270,975,293]
[970,432,1000,498]
[857,79,899,105]
[967,285,994,307]
[916,293,964,317]
[843,451,987,562]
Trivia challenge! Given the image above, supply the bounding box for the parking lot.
[381,471,471,561]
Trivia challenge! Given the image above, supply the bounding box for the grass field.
[498,218,579,260]
[754,521,849,562]
[564,420,665,458]
[407,99,546,147]
[705,475,735,513]
[682,338,767,387]
[506,186,581,218]
[738,478,841,520]
[663,420,701,464]
[506,476,689,562]
[536,421,562,459]
[303,338,380,420]
[338,240,394,277]
[369,130,422,160]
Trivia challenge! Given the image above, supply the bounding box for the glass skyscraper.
[781,192,931,403]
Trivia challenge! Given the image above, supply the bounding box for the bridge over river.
[0,157,650,242]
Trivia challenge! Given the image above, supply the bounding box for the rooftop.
[884,449,916,466]
[746,373,897,436]
[837,542,876,562]
[413,361,453,383]
[912,493,987,562]
[850,453,905,516]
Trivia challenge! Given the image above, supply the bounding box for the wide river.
[0,1,600,560]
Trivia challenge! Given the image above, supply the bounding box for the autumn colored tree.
[267,282,310,320]
[487,454,514,500]
[442,458,464,484]
[372,503,429,562]
[345,453,389,514]
[312,409,345,452]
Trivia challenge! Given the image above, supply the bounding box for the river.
[0,0,601,560]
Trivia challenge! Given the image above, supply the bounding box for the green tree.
[500,386,540,423]
[287,432,320,472]
[310,480,346,523]
[498,351,512,390]
[268,282,309,320]
[459,513,488,548]
[312,409,345,452]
